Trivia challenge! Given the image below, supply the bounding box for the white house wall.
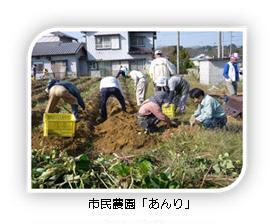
[86,32,153,61]
[199,61,210,85]
[209,60,226,85]
[199,60,227,85]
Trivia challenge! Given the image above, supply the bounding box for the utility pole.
[177,31,180,74]
[221,32,224,58]
[218,32,222,58]
[230,31,232,56]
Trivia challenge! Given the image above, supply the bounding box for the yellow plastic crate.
[43,113,76,137]
[162,104,175,118]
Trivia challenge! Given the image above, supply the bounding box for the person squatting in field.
[137,91,177,133]
[128,70,148,106]
[99,76,126,122]
[189,88,227,129]
[45,79,85,122]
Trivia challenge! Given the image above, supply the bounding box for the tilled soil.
[31,109,94,157]
[92,99,159,155]
[31,90,98,157]
[31,78,183,157]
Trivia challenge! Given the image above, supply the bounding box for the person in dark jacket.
[45,79,85,122]
[32,64,37,80]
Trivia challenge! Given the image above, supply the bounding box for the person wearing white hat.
[149,49,176,88]
[223,53,240,95]
[233,52,239,58]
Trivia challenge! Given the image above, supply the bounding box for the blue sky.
[65,31,243,47]
[156,31,243,47]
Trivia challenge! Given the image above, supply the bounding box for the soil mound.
[93,111,158,155]
[31,113,93,157]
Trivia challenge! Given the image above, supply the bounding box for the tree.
[160,46,194,74]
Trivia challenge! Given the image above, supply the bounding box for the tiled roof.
[32,42,84,56]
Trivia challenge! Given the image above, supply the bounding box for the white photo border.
[27,27,247,193]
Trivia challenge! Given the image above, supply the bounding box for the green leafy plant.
[212,153,238,176]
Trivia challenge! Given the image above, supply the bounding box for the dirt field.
[31,76,243,189]
[31,77,172,157]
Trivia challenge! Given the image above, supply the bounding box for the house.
[84,31,156,76]
[31,32,88,79]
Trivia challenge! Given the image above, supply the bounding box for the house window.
[95,35,120,50]
[95,36,112,49]
[90,62,98,70]
[130,36,145,47]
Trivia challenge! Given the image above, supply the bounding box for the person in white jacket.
[128,70,148,106]
[149,50,176,86]
[99,76,126,122]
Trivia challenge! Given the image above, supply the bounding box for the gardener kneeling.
[137,91,177,133]
[189,88,227,128]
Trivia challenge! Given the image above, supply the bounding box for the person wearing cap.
[128,70,148,106]
[223,53,240,95]
[45,79,85,122]
[137,91,177,133]
[189,88,227,129]
[149,50,176,87]
[166,75,190,114]
[99,76,126,122]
